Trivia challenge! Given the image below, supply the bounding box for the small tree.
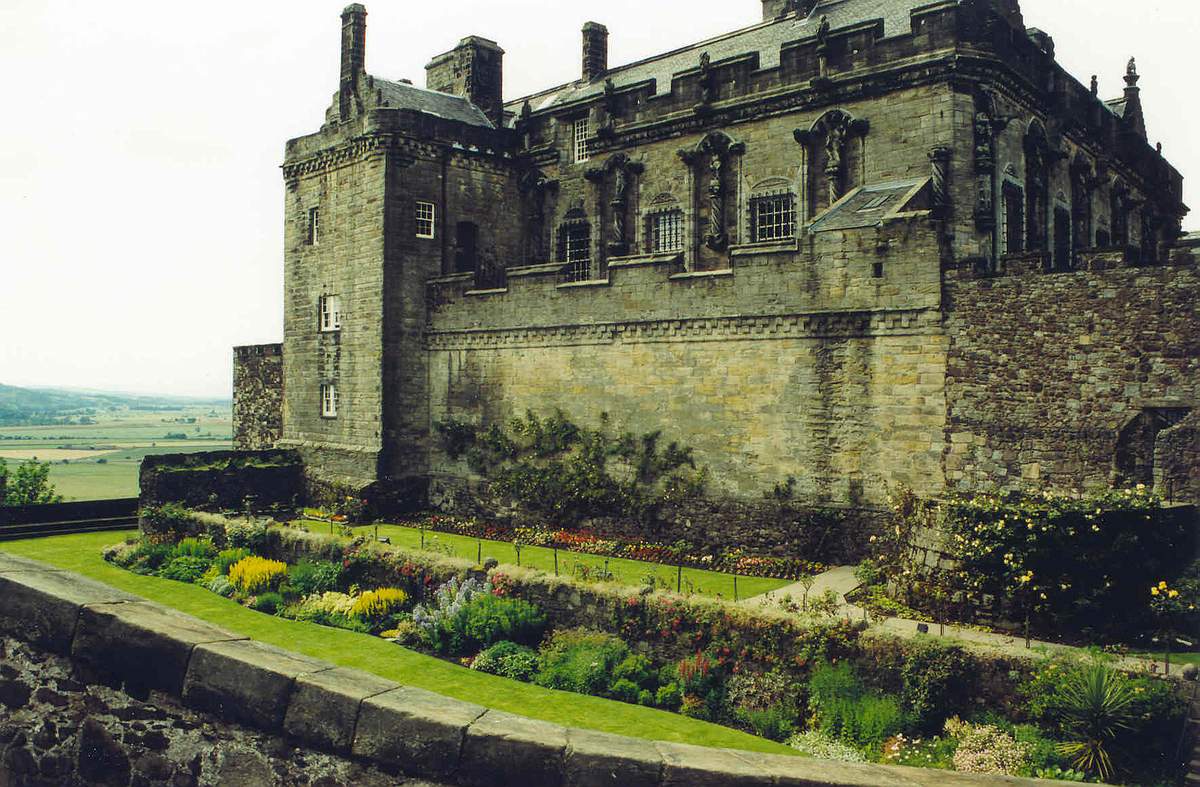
[0,458,63,507]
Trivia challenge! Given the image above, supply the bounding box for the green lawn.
[0,532,796,755]
[343,523,792,601]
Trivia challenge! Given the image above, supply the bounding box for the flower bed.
[112,508,1190,784]
[397,513,825,580]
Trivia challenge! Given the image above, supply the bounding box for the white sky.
[1,0,1195,398]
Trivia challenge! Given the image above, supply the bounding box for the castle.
[233,0,1199,517]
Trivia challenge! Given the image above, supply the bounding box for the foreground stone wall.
[232,343,283,451]
[0,551,1057,787]
[0,637,411,787]
[943,251,1200,502]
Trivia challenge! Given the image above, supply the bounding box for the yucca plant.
[1054,664,1135,781]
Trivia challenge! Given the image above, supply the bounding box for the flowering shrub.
[350,588,409,623]
[787,730,867,762]
[886,486,1196,639]
[880,734,956,769]
[228,556,288,595]
[946,718,1030,775]
[158,556,211,583]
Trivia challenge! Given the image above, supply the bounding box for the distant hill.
[0,384,229,426]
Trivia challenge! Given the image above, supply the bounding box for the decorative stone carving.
[697,52,717,109]
[678,132,745,252]
[929,147,952,218]
[586,153,644,255]
[794,109,869,208]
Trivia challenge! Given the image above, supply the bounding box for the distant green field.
[0,406,232,501]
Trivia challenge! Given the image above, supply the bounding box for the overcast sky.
[1,0,1195,398]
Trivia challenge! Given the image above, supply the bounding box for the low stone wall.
[139,450,303,510]
[0,551,1058,786]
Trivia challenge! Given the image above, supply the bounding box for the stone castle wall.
[942,248,1200,501]
[232,343,282,451]
[426,218,949,507]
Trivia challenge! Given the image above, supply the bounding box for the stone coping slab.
[182,638,334,731]
[0,567,138,654]
[0,555,1072,787]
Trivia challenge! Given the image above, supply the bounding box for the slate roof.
[373,77,495,128]
[807,177,927,232]
[506,0,953,115]
[1104,97,1128,119]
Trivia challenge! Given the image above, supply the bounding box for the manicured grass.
[341,522,793,601]
[0,532,796,755]
[1130,650,1200,667]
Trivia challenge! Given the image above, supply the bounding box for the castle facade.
[233,0,1199,512]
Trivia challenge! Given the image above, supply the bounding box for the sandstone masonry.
[232,0,1197,512]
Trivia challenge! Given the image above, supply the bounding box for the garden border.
[0,550,1063,786]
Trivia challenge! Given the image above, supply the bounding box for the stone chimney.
[426,36,505,126]
[582,22,608,82]
[339,4,367,121]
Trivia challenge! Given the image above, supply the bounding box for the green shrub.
[207,576,235,597]
[471,641,540,682]
[637,689,654,707]
[610,678,641,704]
[214,548,251,576]
[900,641,973,734]
[535,629,629,696]
[127,541,174,572]
[612,654,656,691]
[287,559,342,596]
[173,537,217,560]
[735,706,796,742]
[224,518,270,551]
[786,730,867,762]
[808,662,906,751]
[249,592,284,615]
[158,556,212,583]
[462,594,546,651]
[140,503,197,539]
[655,682,682,711]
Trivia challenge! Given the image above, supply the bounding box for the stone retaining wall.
[0,551,1061,786]
[138,450,303,510]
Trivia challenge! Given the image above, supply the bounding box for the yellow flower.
[1159,581,1168,589]
[1168,589,1179,598]
[1150,587,1159,596]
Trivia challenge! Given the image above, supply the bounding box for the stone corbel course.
[0,552,1063,786]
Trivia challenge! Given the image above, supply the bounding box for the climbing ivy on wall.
[435,410,707,526]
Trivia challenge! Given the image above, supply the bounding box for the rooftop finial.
[1090,75,1098,95]
[1125,57,1139,87]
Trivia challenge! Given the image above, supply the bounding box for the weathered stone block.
[0,568,138,654]
[283,666,398,754]
[72,602,244,697]
[562,728,661,787]
[352,685,486,779]
[182,639,332,731]
[0,552,55,572]
[459,709,567,787]
[655,741,771,786]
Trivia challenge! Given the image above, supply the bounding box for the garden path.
[746,566,1166,674]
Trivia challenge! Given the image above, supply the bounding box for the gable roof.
[372,77,494,128]
[506,0,953,115]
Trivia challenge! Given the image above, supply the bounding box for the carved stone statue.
[817,15,831,48]
[707,152,724,244]
[698,52,716,105]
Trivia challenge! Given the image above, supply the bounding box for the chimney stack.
[426,37,506,127]
[339,4,367,121]
[582,22,608,82]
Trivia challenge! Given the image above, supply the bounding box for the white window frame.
[648,209,684,253]
[415,201,436,239]
[573,117,592,164]
[749,192,796,243]
[320,383,339,418]
[307,207,320,245]
[319,294,342,333]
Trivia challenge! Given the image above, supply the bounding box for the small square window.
[320,383,338,418]
[415,201,436,239]
[319,294,342,332]
[307,207,320,245]
[749,193,796,243]
[573,117,592,164]
[649,210,684,253]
